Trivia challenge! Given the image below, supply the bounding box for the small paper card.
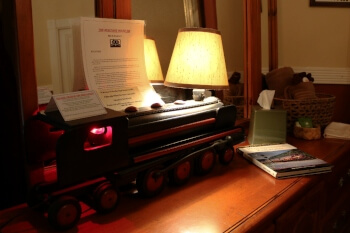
[97,87,144,111]
[37,86,53,105]
[45,90,107,121]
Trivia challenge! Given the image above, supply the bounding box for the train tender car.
[25,97,245,230]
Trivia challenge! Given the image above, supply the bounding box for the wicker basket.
[273,93,336,133]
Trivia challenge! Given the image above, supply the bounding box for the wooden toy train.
[25,97,245,230]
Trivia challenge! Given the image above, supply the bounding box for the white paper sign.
[74,17,164,111]
[97,87,143,110]
[45,90,107,121]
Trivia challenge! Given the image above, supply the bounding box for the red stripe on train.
[128,118,216,146]
[133,127,241,163]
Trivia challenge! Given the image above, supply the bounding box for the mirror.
[32,0,200,96]
[216,0,244,119]
[131,0,202,102]
[12,0,263,123]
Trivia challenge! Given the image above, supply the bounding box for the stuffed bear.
[227,72,244,96]
[264,67,294,98]
[292,72,315,85]
[284,72,316,100]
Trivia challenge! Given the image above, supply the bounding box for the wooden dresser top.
[1,137,349,233]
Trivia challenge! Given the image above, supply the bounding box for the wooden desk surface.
[1,137,349,233]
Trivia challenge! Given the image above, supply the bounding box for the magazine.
[237,143,332,179]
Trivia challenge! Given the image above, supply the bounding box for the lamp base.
[192,89,206,101]
[192,89,213,101]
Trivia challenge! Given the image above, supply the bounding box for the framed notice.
[310,0,350,7]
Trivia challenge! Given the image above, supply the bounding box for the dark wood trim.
[310,0,350,8]
[95,0,131,20]
[14,0,37,121]
[268,0,278,71]
[0,0,35,209]
[95,0,116,18]
[243,0,262,118]
[202,0,218,29]
[314,84,350,124]
[115,0,131,19]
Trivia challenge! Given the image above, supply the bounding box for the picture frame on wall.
[310,0,350,7]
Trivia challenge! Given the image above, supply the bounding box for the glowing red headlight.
[90,127,106,135]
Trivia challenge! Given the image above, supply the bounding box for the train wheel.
[47,196,81,231]
[93,182,120,213]
[137,167,165,198]
[195,149,216,175]
[169,160,192,186]
[218,147,234,165]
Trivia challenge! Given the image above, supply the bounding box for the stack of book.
[237,143,332,179]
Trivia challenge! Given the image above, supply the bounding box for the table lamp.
[144,37,164,84]
[164,27,228,101]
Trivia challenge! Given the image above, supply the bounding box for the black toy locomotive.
[25,97,244,230]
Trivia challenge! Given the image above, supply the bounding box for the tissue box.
[248,106,287,144]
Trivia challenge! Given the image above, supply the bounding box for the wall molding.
[262,67,350,85]
[293,67,350,85]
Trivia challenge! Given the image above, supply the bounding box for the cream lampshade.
[164,27,228,100]
[144,37,164,84]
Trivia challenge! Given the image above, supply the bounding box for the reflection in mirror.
[132,0,186,78]
[217,1,244,76]
[32,0,94,94]
[216,0,244,119]
[132,0,202,102]
[32,0,198,101]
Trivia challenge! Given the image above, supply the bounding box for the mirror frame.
[13,0,262,121]
[267,0,278,71]
[243,0,262,118]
